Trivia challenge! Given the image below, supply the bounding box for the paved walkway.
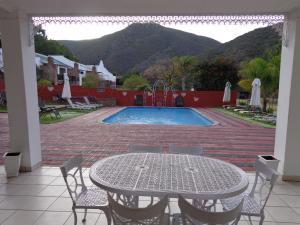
[0,108,275,171]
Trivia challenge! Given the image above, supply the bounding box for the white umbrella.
[223,81,231,102]
[250,78,261,107]
[62,74,71,99]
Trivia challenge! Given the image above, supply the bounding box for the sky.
[43,23,267,43]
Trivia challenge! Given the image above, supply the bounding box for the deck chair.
[60,156,111,225]
[38,98,61,119]
[66,98,96,110]
[173,195,243,225]
[175,96,184,107]
[169,144,203,156]
[134,95,144,106]
[221,158,279,225]
[83,96,102,108]
[108,193,169,225]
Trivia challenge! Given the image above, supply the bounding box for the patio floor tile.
[0,210,15,224]
[0,184,46,196]
[1,210,43,225]
[266,206,300,223]
[47,197,72,212]
[64,212,100,225]
[36,185,66,197]
[7,176,56,185]
[33,211,71,225]
[0,196,57,210]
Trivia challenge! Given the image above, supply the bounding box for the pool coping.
[100,106,219,126]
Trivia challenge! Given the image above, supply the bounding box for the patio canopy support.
[275,9,300,181]
[0,13,42,171]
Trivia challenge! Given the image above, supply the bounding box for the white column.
[0,14,42,171]
[275,11,300,181]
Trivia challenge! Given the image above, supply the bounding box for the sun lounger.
[66,98,96,110]
[83,96,103,108]
[38,98,61,119]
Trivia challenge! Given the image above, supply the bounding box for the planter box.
[258,155,280,171]
[3,152,22,177]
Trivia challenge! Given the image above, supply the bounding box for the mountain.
[206,26,281,63]
[59,23,281,75]
[59,23,220,75]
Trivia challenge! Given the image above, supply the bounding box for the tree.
[172,56,198,90]
[122,74,150,90]
[143,58,176,87]
[34,26,79,62]
[239,49,280,111]
[193,58,239,91]
[82,73,101,88]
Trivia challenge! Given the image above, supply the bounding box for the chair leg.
[82,209,87,223]
[102,208,111,225]
[259,214,265,225]
[73,208,77,225]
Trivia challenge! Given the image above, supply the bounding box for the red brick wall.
[37,85,237,107]
[0,81,236,107]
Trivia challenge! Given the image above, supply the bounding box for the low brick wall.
[38,85,237,107]
[0,80,236,107]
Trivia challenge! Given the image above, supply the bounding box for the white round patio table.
[90,153,249,200]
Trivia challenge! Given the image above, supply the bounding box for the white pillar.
[275,11,300,181]
[0,14,42,171]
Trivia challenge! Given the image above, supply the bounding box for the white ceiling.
[0,0,299,16]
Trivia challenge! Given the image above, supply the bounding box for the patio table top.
[90,153,249,199]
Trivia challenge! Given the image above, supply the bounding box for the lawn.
[40,108,95,124]
[0,106,7,112]
[217,108,276,128]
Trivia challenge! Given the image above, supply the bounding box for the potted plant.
[3,152,22,177]
[257,155,280,170]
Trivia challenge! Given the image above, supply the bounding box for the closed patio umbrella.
[223,81,231,103]
[250,78,261,107]
[62,74,71,99]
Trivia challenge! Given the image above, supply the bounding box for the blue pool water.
[102,107,214,126]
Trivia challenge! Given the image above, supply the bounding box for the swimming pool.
[102,107,214,126]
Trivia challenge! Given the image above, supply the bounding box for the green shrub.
[122,74,149,90]
[38,79,52,87]
[82,73,100,88]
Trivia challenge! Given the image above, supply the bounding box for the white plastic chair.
[108,193,170,225]
[173,195,243,225]
[60,156,111,225]
[169,144,203,155]
[221,158,279,225]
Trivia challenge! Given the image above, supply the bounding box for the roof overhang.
[0,0,299,16]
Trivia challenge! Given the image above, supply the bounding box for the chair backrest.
[178,196,243,225]
[66,98,74,107]
[129,145,163,153]
[135,95,143,106]
[169,144,203,156]
[175,96,184,107]
[108,193,168,225]
[60,156,87,204]
[249,158,279,210]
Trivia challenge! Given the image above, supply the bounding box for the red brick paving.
[0,108,275,171]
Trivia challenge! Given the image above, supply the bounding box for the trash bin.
[258,155,280,171]
[3,152,22,177]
